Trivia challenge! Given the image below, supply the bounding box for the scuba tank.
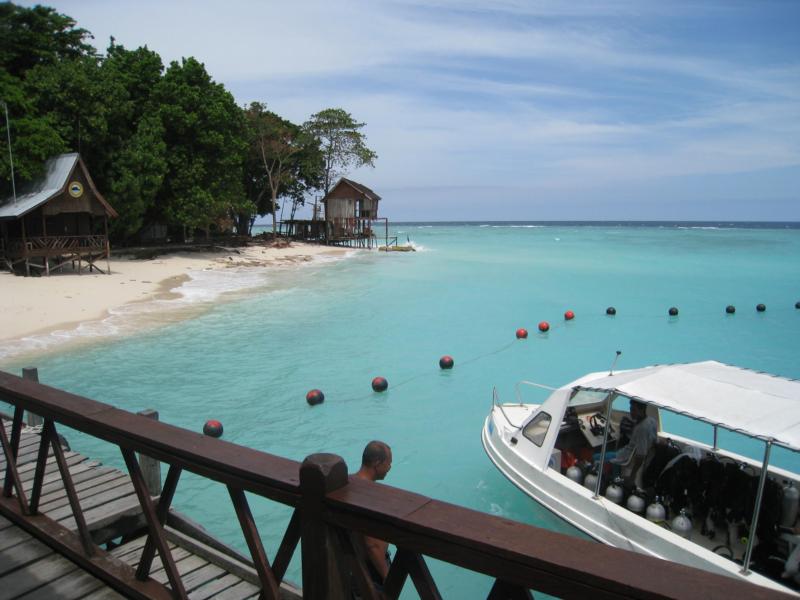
[566,464,584,484]
[781,481,799,528]
[583,468,599,492]
[605,477,624,504]
[671,509,692,539]
[646,496,666,523]
[626,488,646,514]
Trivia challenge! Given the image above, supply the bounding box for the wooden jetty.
[0,418,300,599]
[0,370,790,599]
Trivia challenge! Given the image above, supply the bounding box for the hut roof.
[322,178,381,202]
[0,153,117,219]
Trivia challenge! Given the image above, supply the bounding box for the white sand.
[0,241,347,343]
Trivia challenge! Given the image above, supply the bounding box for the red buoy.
[439,355,454,369]
[203,419,223,438]
[516,328,528,339]
[538,321,550,332]
[564,310,575,321]
[371,376,388,392]
[306,389,325,406]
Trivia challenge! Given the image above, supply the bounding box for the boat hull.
[482,407,795,595]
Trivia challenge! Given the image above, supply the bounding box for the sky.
[23,1,800,221]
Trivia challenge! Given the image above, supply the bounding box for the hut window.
[523,411,552,447]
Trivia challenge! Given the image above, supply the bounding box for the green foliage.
[303,108,377,194]
[0,70,65,196]
[0,3,372,240]
[108,113,167,237]
[0,2,94,79]
[244,101,323,233]
[152,57,247,234]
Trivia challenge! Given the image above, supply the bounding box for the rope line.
[313,303,799,404]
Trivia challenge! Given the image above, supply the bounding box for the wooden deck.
[0,420,299,599]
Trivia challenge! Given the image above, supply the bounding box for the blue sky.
[27,1,800,220]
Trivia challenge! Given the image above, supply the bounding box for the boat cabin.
[0,153,117,276]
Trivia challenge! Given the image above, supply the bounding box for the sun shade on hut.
[0,153,117,276]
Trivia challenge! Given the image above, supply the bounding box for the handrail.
[0,371,785,600]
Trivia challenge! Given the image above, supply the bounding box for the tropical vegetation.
[0,2,377,242]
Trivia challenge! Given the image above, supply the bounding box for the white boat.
[482,360,800,595]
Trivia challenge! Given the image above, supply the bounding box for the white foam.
[0,251,355,362]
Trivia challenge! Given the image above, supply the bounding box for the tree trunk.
[272,191,278,238]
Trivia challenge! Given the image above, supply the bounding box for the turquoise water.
[3,223,800,597]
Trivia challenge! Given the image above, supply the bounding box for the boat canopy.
[570,360,800,452]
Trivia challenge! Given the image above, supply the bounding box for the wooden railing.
[6,235,108,256]
[0,371,787,599]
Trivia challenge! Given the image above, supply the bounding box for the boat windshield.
[568,389,608,409]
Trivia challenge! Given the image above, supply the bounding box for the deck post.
[136,409,162,496]
[299,453,349,600]
[22,367,43,426]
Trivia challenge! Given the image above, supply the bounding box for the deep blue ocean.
[2,222,799,597]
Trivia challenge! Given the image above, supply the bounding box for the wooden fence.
[0,371,788,599]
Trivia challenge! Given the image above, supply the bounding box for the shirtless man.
[354,441,393,584]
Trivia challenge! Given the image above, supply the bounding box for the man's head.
[361,440,392,481]
[630,399,647,422]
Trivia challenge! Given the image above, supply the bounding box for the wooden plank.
[78,587,127,600]
[0,536,53,576]
[15,567,107,600]
[38,473,131,513]
[2,551,80,598]
[47,482,136,522]
[0,495,173,600]
[202,579,261,600]
[0,520,34,551]
[187,572,243,600]
[180,562,225,593]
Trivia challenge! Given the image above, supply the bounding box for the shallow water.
[2,223,799,597]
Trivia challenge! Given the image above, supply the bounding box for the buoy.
[564,310,575,321]
[606,307,616,316]
[371,376,388,392]
[515,328,528,339]
[203,419,223,438]
[538,321,550,333]
[306,389,325,405]
[668,307,679,316]
[439,355,454,370]
[756,303,766,312]
[726,305,736,314]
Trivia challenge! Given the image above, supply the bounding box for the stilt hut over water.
[321,178,382,247]
[0,153,117,276]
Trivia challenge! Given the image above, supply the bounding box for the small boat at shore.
[482,360,800,595]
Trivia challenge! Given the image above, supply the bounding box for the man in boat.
[353,441,393,592]
[609,399,657,485]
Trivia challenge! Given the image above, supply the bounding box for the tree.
[0,71,66,197]
[0,3,94,79]
[150,57,248,238]
[107,113,167,237]
[244,102,323,237]
[303,108,377,195]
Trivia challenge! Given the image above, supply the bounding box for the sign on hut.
[0,153,117,276]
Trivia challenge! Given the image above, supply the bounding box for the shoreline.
[0,241,350,363]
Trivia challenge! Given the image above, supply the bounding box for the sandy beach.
[0,241,347,349]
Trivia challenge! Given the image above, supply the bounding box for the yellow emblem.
[68,181,84,198]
